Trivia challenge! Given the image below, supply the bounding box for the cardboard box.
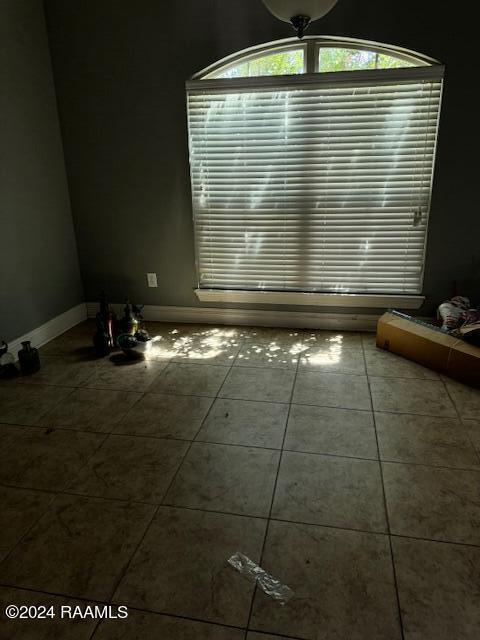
[376,311,480,388]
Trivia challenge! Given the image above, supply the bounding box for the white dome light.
[262,0,338,37]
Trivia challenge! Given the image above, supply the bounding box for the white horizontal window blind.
[187,67,443,295]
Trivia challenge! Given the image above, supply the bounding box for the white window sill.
[194,289,425,310]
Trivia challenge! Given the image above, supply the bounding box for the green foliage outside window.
[319,48,414,72]
[215,47,414,79]
[218,50,304,78]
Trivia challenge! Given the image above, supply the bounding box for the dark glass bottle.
[93,319,111,357]
[18,341,41,375]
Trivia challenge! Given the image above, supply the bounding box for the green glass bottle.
[18,341,41,375]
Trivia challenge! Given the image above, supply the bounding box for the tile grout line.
[4,387,473,425]
[96,343,240,629]
[0,400,113,573]
[441,379,480,467]
[59,430,112,495]
[103,387,149,439]
[0,582,252,638]
[104,505,159,605]
[3,424,480,507]
[0,492,57,571]
[66,366,175,609]
[87,616,103,640]
[243,344,302,639]
[3,361,455,392]
[160,350,236,506]
[1,580,307,640]
[56,383,140,493]
[103,347,238,608]
[362,338,405,640]
[2,478,480,550]
[3,410,479,471]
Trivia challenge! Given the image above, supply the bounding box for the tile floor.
[0,320,480,640]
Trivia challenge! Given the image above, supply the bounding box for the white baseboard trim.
[87,302,379,331]
[6,303,88,359]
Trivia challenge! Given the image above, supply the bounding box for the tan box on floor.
[376,312,480,388]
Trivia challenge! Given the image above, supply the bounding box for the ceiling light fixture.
[262,0,338,38]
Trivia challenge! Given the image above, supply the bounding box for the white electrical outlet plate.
[147,273,158,288]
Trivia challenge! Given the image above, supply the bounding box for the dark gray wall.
[44,0,479,314]
[0,0,84,343]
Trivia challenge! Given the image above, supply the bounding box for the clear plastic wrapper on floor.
[227,552,294,605]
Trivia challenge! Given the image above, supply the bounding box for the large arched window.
[187,37,444,307]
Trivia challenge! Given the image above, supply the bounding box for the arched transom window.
[187,37,444,306]
[202,37,429,79]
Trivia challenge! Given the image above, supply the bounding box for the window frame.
[188,37,443,308]
[196,36,438,80]
[204,42,308,79]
